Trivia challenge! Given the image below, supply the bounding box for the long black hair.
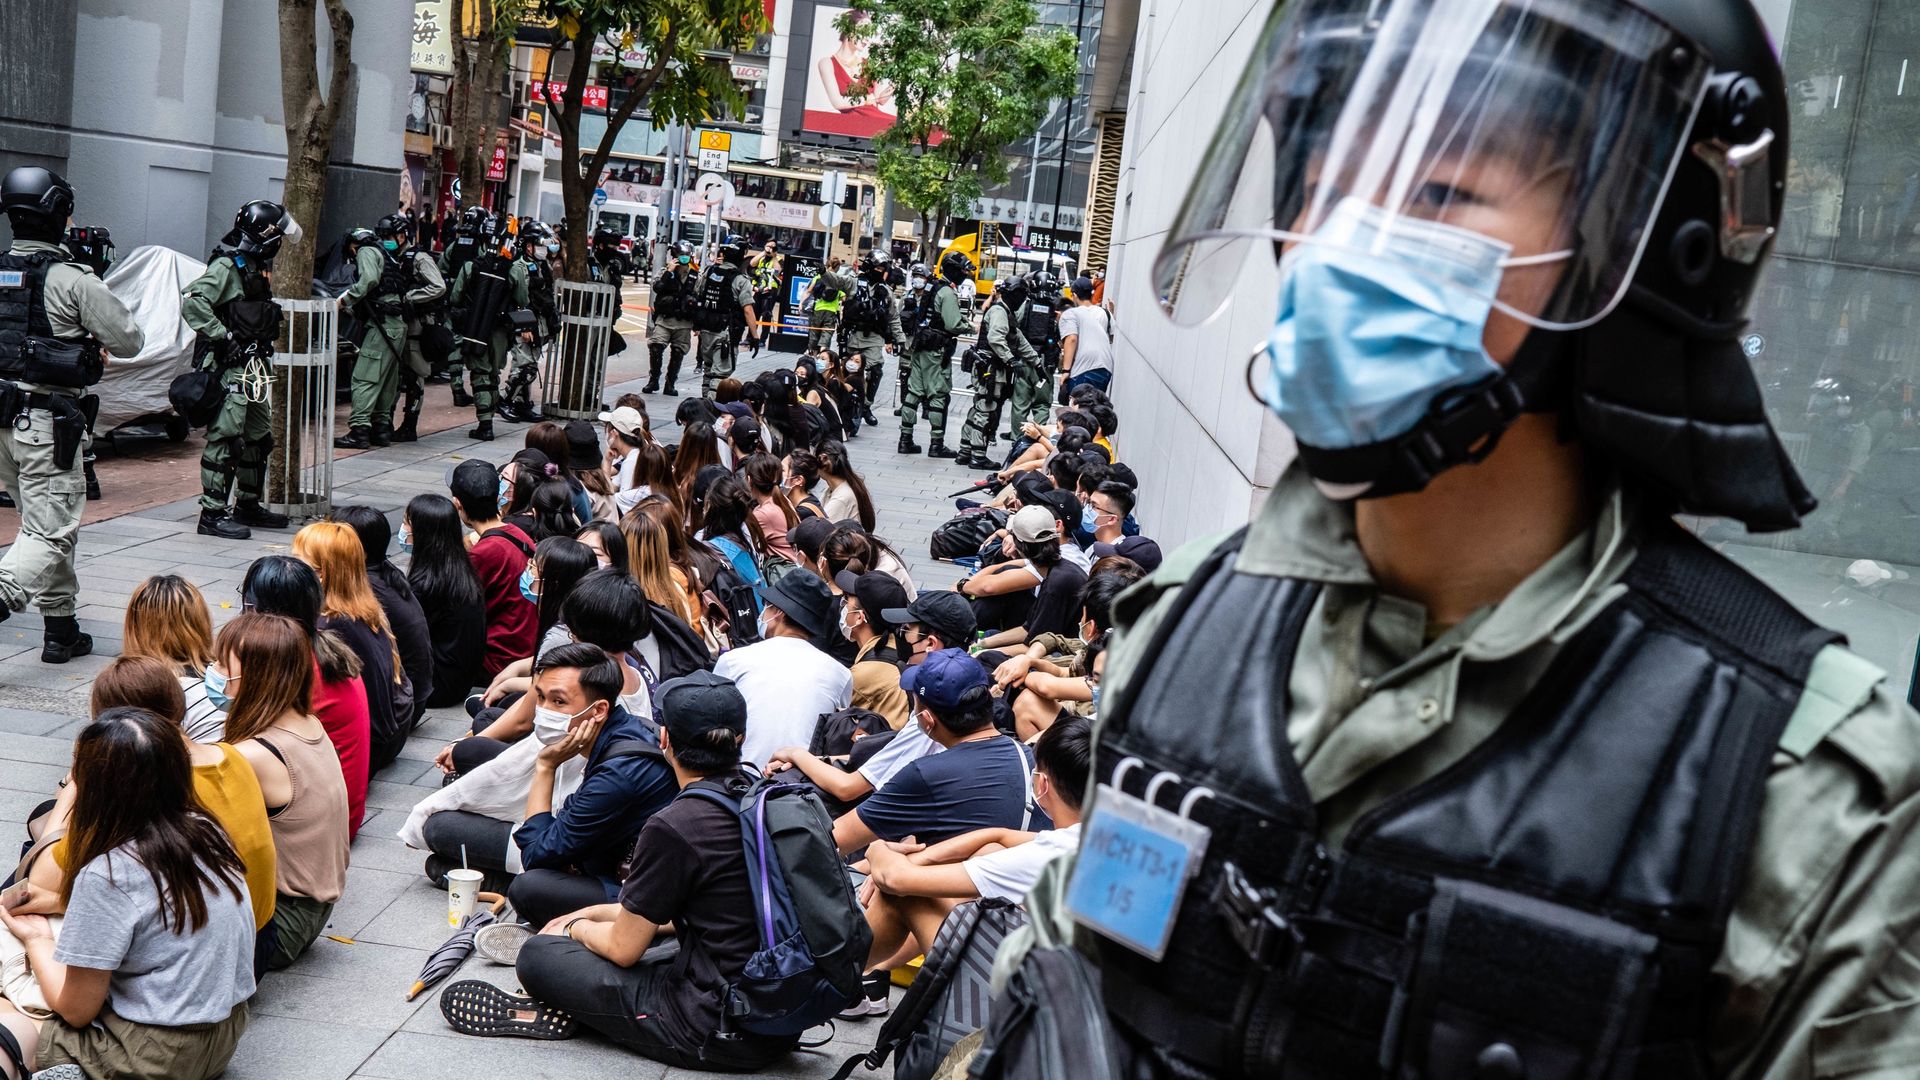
[815,440,876,530]
[525,477,581,542]
[701,470,769,555]
[576,521,630,575]
[241,555,361,682]
[405,494,484,615]
[65,707,247,934]
[533,536,597,640]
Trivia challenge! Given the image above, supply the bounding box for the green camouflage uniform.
[180,255,282,511]
[959,299,1035,460]
[338,245,407,432]
[395,249,447,426]
[450,257,530,423]
[1008,298,1056,436]
[0,241,141,618]
[998,465,1920,1078]
[697,264,756,398]
[842,278,906,413]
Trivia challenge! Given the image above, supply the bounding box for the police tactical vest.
[1022,294,1061,353]
[910,283,959,350]
[526,259,556,322]
[694,264,743,331]
[213,254,281,350]
[0,251,106,388]
[1087,523,1837,1080]
[374,247,413,300]
[654,269,694,320]
[846,280,890,332]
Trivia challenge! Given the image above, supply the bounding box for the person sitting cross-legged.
[859,714,1090,968]
[439,671,801,1072]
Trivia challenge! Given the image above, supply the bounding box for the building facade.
[0,0,411,257]
[1097,0,1920,684]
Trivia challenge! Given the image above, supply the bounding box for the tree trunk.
[452,0,506,207]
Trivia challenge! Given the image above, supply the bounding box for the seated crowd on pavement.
[0,376,1147,1079]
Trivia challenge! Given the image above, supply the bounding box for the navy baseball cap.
[900,648,990,711]
[658,670,747,748]
[1090,535,1164,573]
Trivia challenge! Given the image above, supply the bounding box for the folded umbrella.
[407,906,499,1001]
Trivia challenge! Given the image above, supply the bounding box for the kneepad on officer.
[984,2,1920,1077]
[0,167,144,663]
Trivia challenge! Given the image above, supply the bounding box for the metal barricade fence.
[540,280,617,420]
[266,298,336,522]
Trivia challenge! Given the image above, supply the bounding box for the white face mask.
[758,608,776,640]
[532,702,595,746]
[847,360,862,374]
[838,602,858,640]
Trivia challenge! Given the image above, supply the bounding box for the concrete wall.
[1104,0,1293,552]
[0,0,408,258]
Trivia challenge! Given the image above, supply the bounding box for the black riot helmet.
[1153,0,1805,530]
[719,235,749,264]
[2,167,76,239]
[458,206,488,234]
[373,214,409,244]
[592,222,622,244]
[346,227,377,252]
[222,200,302,265]
[939,250,974,286]
[996,274,1031,313]
[859,249,892,281]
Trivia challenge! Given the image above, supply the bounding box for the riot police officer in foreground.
[980,1,1920,1076]
[181,200,302,540]
[391,218,449,440]
[840,249,905,426]
[895,261,930,415]
[957,274,1035,470]
[691,236,758,398]
[643,240,697,396]
[898,250,970,457]
[1011,270,1063,435]
[0,167,143,662]
[496,221,557,423]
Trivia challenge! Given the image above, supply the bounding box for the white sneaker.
[837,993,889,1020]
[473,922,534,966]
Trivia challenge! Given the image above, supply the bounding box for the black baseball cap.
[1012,472,1053,506]
[881,590,976,649]
[835,569,909,629]
[1090,535,1164,573]
[1036,489,1082,532]
[658,670,747,749]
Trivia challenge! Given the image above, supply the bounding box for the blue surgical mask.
[1261,198,1510,493]
[497,476,512,512]
[382,239,399,252]
[519,564,539,604]
[204,664,234,710]
[398,525,413,554]
[1089,685,1101,711]
[1080,505,1100,533]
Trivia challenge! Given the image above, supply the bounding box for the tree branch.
[586,23,678,180]
[319,0,356,136]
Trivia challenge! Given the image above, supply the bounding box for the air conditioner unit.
[432,124,456,148]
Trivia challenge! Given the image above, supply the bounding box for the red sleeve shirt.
[310,660,371,838]
[468,524,539,679]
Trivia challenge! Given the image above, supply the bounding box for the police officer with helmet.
[179,200,303,541]
[957,273,1037,470]
[335,213,442,449]
[841,248,907,427]
[980,1,1920,1076]
[1010,269,1063,434]
[643,240,698,396]
[898,249,970,458]
[436,205,489,403]
[691,235,759,399]
[448,212,531,442]
[0,167,142,663]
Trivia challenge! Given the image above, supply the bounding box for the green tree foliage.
[840,0,1078,259]
[535,0,767,278]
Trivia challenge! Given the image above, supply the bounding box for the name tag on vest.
[0,271,23,289]
[1066,784,1210,961]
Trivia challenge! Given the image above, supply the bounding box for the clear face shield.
[1153,0,1713,336]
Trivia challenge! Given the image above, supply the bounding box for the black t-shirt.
[619,776,761,1041]
[369,561,434,723]
[320,614,410,771]
[415,582,486,709]
[1023,560,1089,640]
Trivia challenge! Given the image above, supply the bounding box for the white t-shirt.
[612,448,640,491]
[822,480,860,524]
[1059,305,1113,378]
[963,822,1083,902]
[715,636,853,767]
[614,483,657,516]
[858,718,941,790]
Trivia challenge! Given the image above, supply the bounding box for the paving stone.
[224,1012,388,1080]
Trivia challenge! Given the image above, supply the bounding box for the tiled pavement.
[0,345,988,1079]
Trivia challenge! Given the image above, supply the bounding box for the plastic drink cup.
[446,868,484,926]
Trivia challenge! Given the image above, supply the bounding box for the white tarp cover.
[96,245,207,431]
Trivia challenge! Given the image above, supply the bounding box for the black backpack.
[831,898,1032,1080]
[930,508,1008,561]
[681,776,871,1037]
[965,937,1127,1079]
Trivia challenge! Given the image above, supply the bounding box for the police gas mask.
[1153,0,1725,501]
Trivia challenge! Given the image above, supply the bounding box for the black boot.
[393,412,420,443]
[371,421,393,447]
[41,614,91,665]
[898,428,922,455]
[233,500,290,529]
[334,426,371,450]
[467,420,495,442]
[197,507,250,540]
[451,385,473,408]
[863,405,879,427]
[927,440,958,459]
[84,458,101,501]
